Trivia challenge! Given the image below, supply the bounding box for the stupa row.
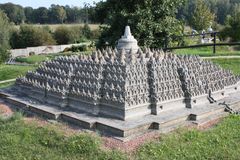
[15,48,239,120]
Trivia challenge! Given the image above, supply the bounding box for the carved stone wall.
[16,48,240,120]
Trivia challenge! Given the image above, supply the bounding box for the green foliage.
[177,0,240,25]
[0,10,11,63]
[49,5,67,24]
[136,115,240,160]
[82,24,92,39]
[54,26,94,45]
[53,26,73,44]
[220,4,240,42]
[0,3,25,24]
[189,0,215,31]
[70,45,89,52]
[10,25,56,49]
[33,7,49,24]
[97,0,185,48]
[24,7,34,23]
[0,64,35,81]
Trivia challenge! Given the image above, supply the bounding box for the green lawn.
[15,55,50,64]
[0,82,15,89]
[173,46,240,57]
[0,113,239,159]
[211,58,240,75]
[0,113,126,160]
[0,64,35,81]
[136,115,240,160]
[15,52,91,64]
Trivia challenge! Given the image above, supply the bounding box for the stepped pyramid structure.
[1,26,240,138]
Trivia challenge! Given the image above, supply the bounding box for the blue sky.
[0,0,102,8]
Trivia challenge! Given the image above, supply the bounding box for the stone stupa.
[117,26,139,54]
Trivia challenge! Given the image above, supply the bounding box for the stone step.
[60,112,96,130]
[230,102,240,111]
[158,121,189,133]
[192,112,228,128]
[29,105,61,120]
[190,105,225,121]
[158,115,189,129]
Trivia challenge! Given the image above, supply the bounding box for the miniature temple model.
[1,26,239,138]
[15,26,240,120]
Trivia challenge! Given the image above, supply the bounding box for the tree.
[220,4,240,42]
[0,10,11,63]
[189,0,215,30]
[96,0,185,48]
[24,7,34,23]
[0,3,25,24]
[56,7,67,23]
[33,7,49,24]
[49,5,67,23]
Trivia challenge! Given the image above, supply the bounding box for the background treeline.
[1,1,240,28]
[177,0,240,26]
[0,3,99,24]
[1,0,240,63]
[10,24,100,49]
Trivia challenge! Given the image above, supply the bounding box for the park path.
[202,55,240,59]
[0,79,16,84]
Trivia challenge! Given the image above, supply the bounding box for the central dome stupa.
[117,26,139,53]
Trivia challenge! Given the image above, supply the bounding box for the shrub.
[54,26,88,44]
[82,24,92,39]
[10,25,56,49]
[70,45,89,52]
[54,26,72,44]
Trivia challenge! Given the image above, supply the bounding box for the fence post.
[164,36,169,50]
[213,32,216,54]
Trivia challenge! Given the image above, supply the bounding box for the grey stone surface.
[14,46,240,120]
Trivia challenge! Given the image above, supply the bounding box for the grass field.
[173,46,240,56]
[136,115,240,160]
[0,82,15,89]
[0,113,239,159]
[211,58,240,75]
[15,55,51,64]
[15,52,91,65]
[0,65,36,81]
[0,113,126,160]
[15,24,101,31]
